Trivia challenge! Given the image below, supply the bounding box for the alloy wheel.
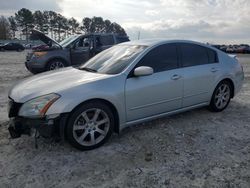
[214,84,230,109]
[72,108,110,147]
[49,61,65,70]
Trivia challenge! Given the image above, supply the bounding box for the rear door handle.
[171,74,181,80]
[211,68,219,73]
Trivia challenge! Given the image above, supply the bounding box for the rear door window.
[135,44,178,73]
[180,43,209,67]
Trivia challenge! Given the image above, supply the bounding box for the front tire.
[66,102,114,150]
[46,59,66,71]
[209,81,232,112]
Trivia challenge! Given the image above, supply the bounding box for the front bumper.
[8,114,69,139]
[25,60,45,74]
[9,116,56,138]
[8,97,69,140]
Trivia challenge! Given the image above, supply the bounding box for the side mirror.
[134,66,154,77]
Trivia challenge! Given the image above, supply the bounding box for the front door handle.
[211,68,219,73]
[171,74,181,80]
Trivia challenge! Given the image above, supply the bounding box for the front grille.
[8,98,23,118]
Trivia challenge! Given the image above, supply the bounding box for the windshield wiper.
[79,67,97,73]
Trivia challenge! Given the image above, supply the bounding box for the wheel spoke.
[224,91,230,97]
[96,118,108,126]
[78,131,89,142]
[92,109,101,121]
[218,101,222,108]
[95,127,106,135]
[215,95,220,99]
[218,87,222,94]
[221,85,226,93]
[73,125,85,131]
[222,95,228,100]
[216,99,221,107]
[81,112,90,123]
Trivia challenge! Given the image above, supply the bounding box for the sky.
[1,0,250,44]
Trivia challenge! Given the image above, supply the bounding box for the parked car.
[25,29,130,74]
[24,43,35,49]
[0,42,24,51]
[8,40,244,150]
[226,46,237,53]
[0,43,4,50]
[219,45,227,52]
[235,46,250,54]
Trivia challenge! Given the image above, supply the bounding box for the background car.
[0,42,25,51]
[0,43,4,51]
[24,43,35,49]
[25,29,130,74]
[8,40,244,150]
[236,45,250,54]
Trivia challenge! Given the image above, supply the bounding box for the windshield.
[79,45,147,74]
[59,35,79,47]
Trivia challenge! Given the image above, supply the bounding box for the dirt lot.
[0,51,250,188]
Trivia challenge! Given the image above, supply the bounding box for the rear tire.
[209,80,232,112]
[66,102,114,150]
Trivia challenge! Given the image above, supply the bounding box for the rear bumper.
[8,114,69,139]
[234,68,244,96]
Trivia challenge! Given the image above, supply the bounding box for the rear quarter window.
[207,48,219,63]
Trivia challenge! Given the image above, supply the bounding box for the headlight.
[19,93,60,118]
[33,51,47,58]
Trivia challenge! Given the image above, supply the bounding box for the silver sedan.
[8,39,244,150]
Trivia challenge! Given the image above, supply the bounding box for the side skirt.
[120,102,209,131]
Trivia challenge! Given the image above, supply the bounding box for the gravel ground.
[0,51,250,188]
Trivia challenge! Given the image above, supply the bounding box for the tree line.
[0,8,127,41]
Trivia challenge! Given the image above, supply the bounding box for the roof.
[119,39,212,48]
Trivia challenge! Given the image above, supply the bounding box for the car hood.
[30,29,62,48]
[9,67,111,103]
